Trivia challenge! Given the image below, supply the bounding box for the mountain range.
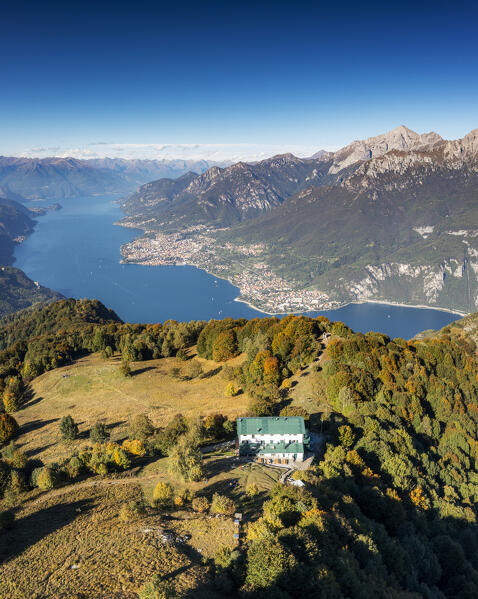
[121,126,478,314]
[0,157,217,200]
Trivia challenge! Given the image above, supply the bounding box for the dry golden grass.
[14,350,248,463]
[0,484,215,599]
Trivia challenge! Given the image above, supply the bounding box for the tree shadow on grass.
[0,498,94,565]
[132,366,156,377]
[20,417,59,435]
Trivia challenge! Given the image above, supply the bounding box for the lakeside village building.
[236,416,309,465]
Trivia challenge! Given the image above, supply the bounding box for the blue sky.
[1,0,477,158]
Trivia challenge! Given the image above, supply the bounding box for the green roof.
[237,416,306,436]
[239,440,304,456]
[258,441,304,455]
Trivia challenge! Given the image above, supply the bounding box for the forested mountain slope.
[0,197,63,317]
[2,301,478,597]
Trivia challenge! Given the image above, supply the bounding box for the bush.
[279,405,310,420]
[225,382,241,397]
[119,360,132,377]
[122,438,146,456]
[64,456,83,479]
[139,575,178,599]
[90,421,109,443]
[128,414,155,441]
[119,499,146,521]
[36,466,58,491]
[0,460,11,497]
[176,348,188,361]
[210,493,236,515]
[192,496,210,513]
[0,413,19,444]
[246,482,259,497]
[60,415,79,441]
[153,481,174,507]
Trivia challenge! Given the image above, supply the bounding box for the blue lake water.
[14,195,460,339]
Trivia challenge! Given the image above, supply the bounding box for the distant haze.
[16,142,324,163]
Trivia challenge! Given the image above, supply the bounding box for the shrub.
[179,360,202,380]
[90,421,109,443]
[128,414,155,441]
[0,460,11,497]
[119,499,146,521]
[279,405,310,419]
[153,481,174,507]
[119,360,132,377]
[122,438,147,456]
[60,415,79,441]
[36,466,58,491]
[176,348,188,361]
[225,382,241,397]
[139,575,178,599]
[246,482,259,497]
[0,413,19,444]
[192,496,210,513]
[64,456,83,479]
[210,493,235,515]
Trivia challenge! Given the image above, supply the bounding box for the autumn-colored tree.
[263,356,280,386]
[0,413,19,444]
[153,481,174,507]
[338,425,355,448]
[2,377,25,413]
[210,492,235,515]
[212,330,238,362]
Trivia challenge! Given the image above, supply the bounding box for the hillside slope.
[2,304,478,597]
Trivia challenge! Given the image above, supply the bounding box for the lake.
[14,195,460,339]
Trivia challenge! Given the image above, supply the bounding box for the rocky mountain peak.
[328,125,443,174]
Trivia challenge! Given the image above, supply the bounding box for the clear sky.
[1,0,478,159]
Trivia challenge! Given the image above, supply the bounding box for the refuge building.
[236,416,308,465]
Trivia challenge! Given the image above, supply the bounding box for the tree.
[338,425,355,448]
[153,481,174,507]
[128,414,155,441]
[210,493,235,515]
[90,421,110,443]
[168,435,204,482]
[60,415,79,440]
[0,413,19,444]
[212,330,238,362]
[245,538,297,589]
[2,377,25,413]
[119,360,132,377]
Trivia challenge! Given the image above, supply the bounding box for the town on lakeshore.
[119,224,338,314]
